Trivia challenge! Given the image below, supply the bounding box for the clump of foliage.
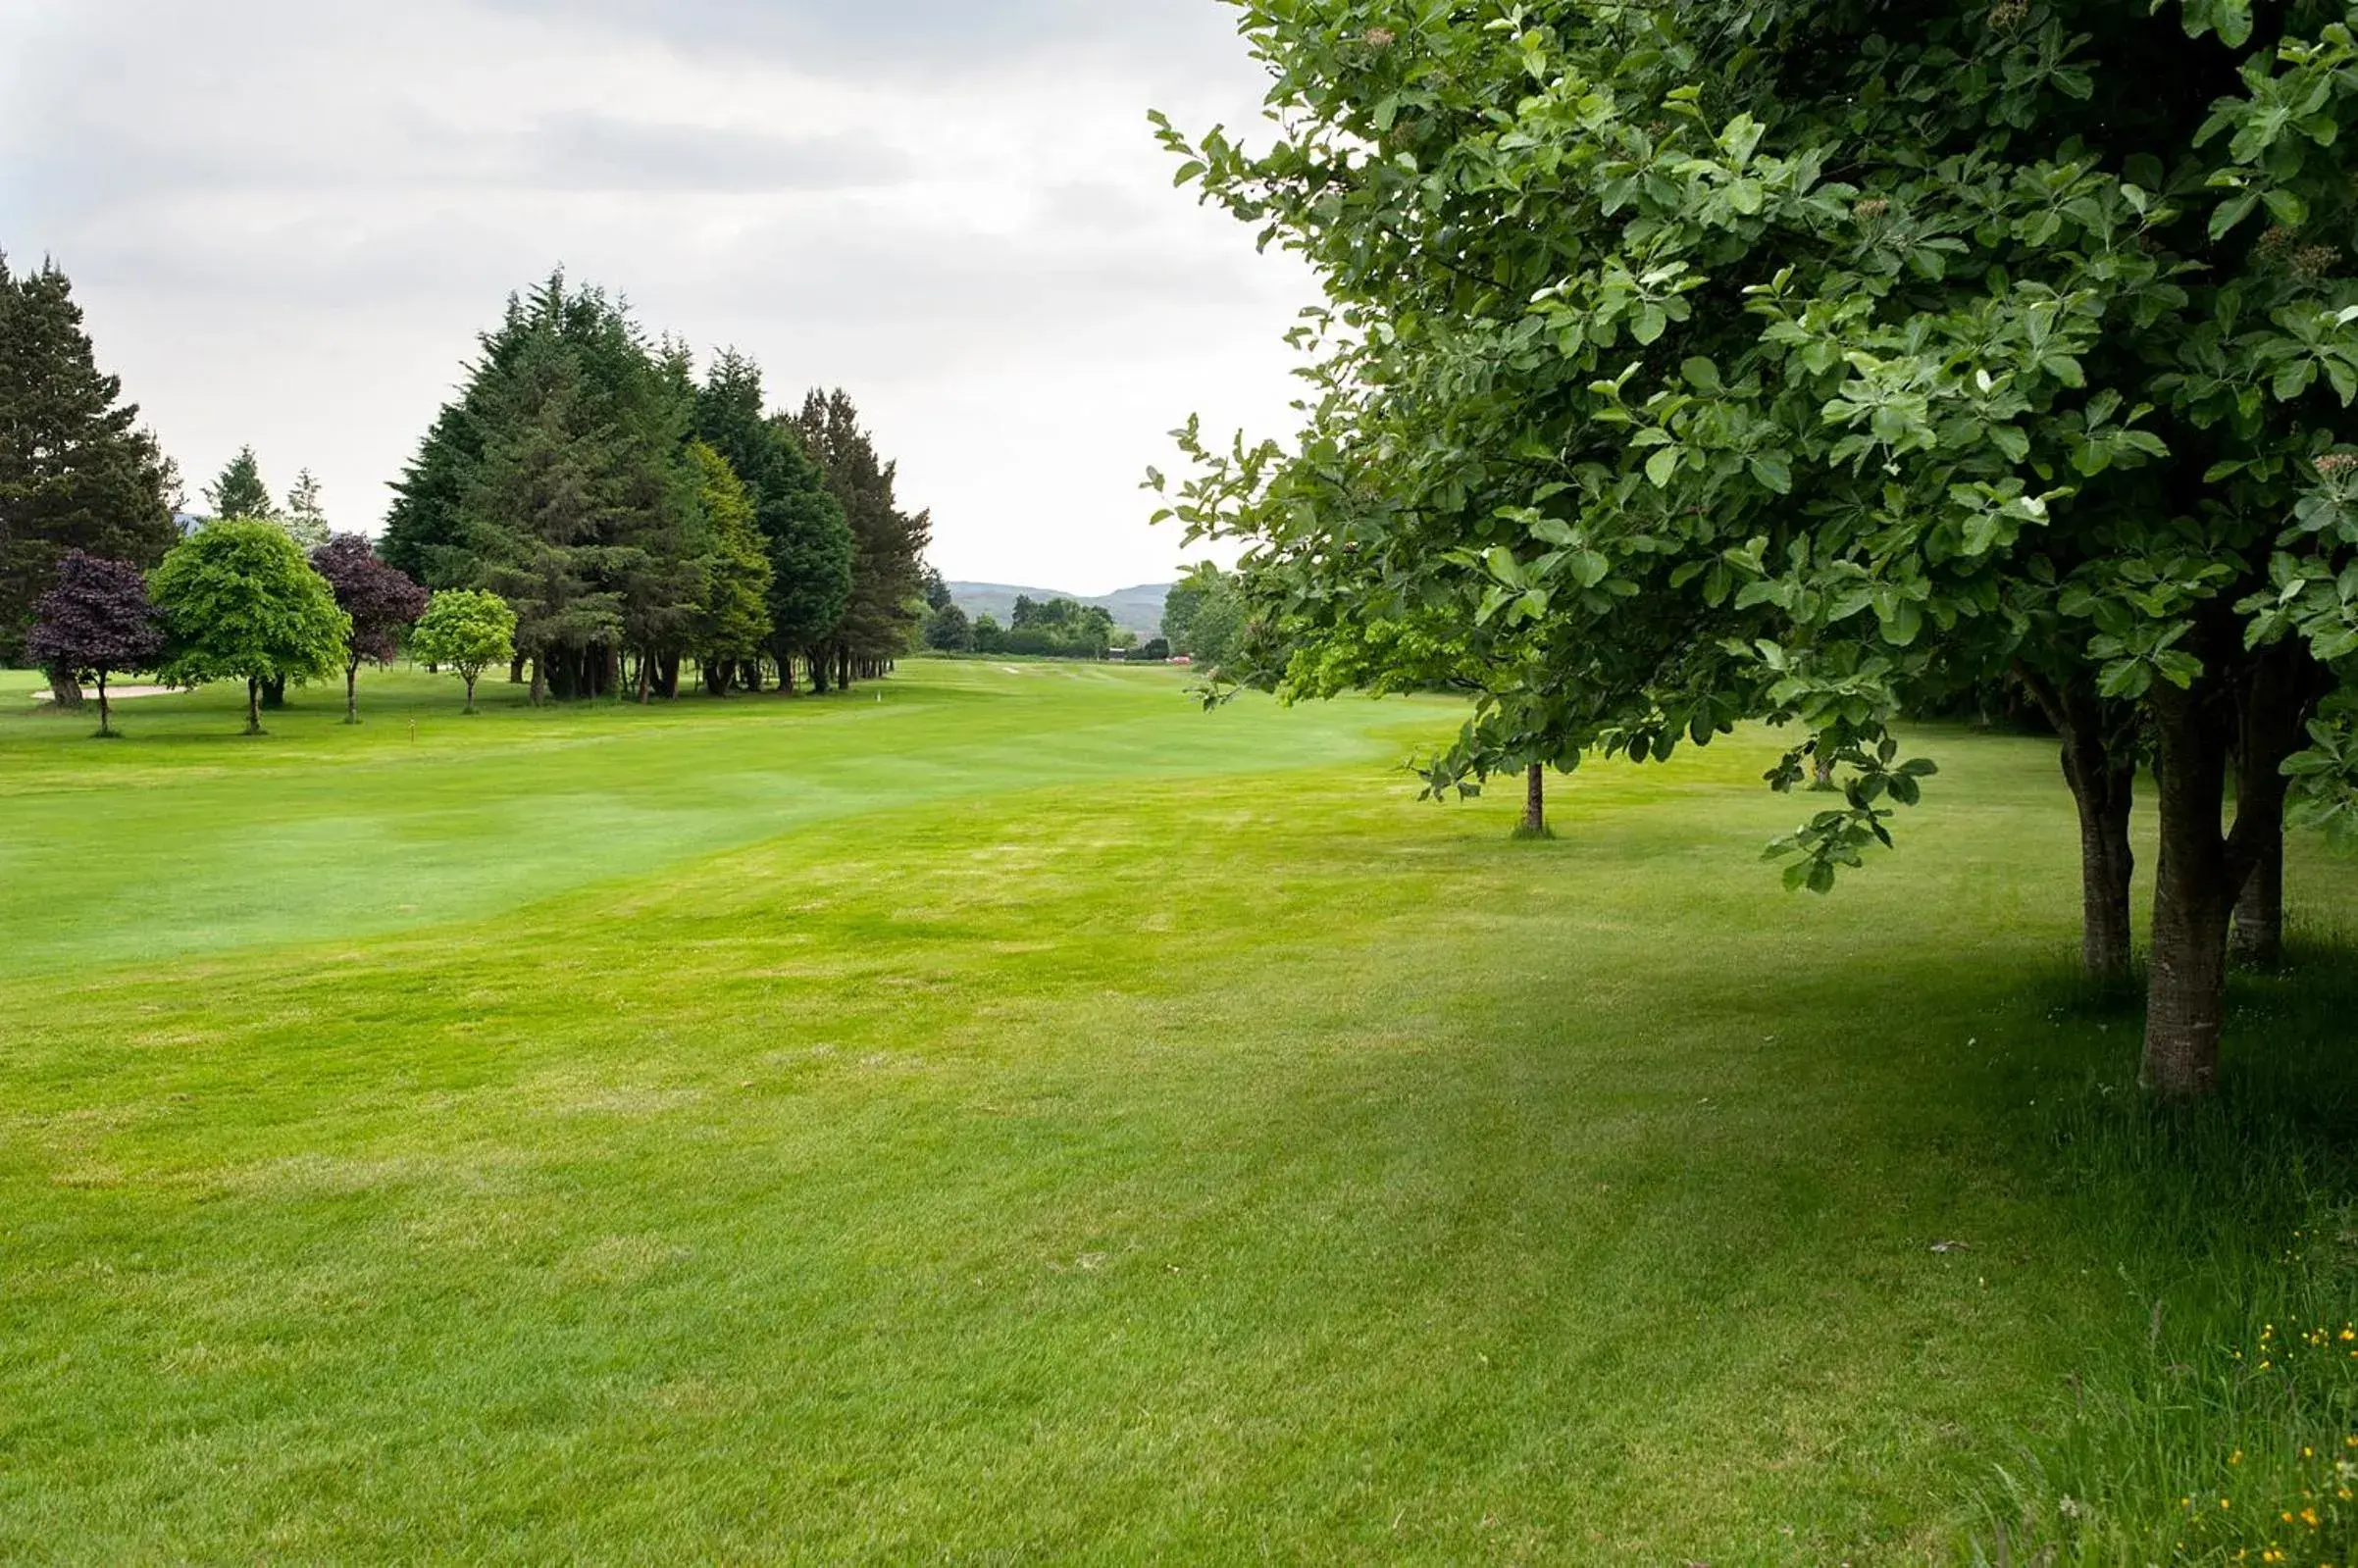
[311,533,429,723]
[923,602,974,652]
[26,550,162,736]
[149,521,348,734]
[1153,0,2358,1099]
[977,594,1122,659]
[409,588,518,714]
[692,351,853,694]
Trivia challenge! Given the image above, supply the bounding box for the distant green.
[3,663,2355,1562]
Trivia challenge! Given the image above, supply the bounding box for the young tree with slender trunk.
[311,533,429,724]
[409,589,516,714]
[26,550,162,737]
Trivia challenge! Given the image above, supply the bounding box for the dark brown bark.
[2141,645,2314,1097]
[46,667,83,710]
[463,673,479,714]
[529,656,546,707]
[94,670,113,736]
[742,660,764,695]
[2145,682,2232,1098]
[260,674,286,710]
[509,655,526,684]
[2020,669,2137,984]
[344,657,362,724]
[244,677,264,735]
[1521,763,1547,836]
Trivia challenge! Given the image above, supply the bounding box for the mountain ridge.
[947,581,1170,638]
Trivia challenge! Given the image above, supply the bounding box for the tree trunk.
[2231,833,2284,969]
[529,657,546,708]
[47,667,83,711]
[779,654,796,696]
[509,655,526,684]
[743,660,764,695]
[2144,683,2232,1099]
[2021,669,2137,984]
[637,651,652,705]
[345,659,361,724]
[2224,645,2317,969]
[809,649,830,695]
[1521,763,1547,836]
[244,677,265,735]
[261,674,287,710]
[95,670,113,737]
[463,672,479,714]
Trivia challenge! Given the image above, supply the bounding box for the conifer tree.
[282,470,332,551]
[464,324,626,705]
[795,388,932,688]
[204,447,275,522]
[687,440,772,696]
[693,352,851,692]
[0,256,179,698]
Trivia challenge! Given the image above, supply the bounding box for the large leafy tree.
[150,520,348,734]
[0,256,179,697]
[1157,0,2358,1097]
[26,550,162,736]
[694,353,852,692]
[795,387,933,687]
[311,533,429,723]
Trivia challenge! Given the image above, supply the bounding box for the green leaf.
[1646,447,1679,487]
[2263,187,2310,228]
[2210,189,2260,241]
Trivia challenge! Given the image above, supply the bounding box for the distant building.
[173,511,211,537]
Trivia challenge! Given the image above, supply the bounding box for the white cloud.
[0,0,1309,592]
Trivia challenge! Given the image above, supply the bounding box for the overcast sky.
[0,0,1310,593]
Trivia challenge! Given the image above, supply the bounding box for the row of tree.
[1154,0,2358,1097]
[27,523,512,735]
[381,275,932,704]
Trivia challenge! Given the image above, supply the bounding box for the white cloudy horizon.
[0,0,1310,596]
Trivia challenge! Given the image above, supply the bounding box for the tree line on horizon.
[0,258,942,725]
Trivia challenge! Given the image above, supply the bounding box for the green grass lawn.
[5,663,2357,1563]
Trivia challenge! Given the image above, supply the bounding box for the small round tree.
[410,589,517,714]
[26,551,163,738]
[149,520,349,735]
[311,533,429,724]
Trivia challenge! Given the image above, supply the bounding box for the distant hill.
[948,582,1172,639]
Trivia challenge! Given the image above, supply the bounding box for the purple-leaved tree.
[26,551,163,737]
[310,533,429,724]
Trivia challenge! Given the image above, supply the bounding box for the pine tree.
[282,469,331,550]
[463,324,626,705]
[794,387,932,688]
[205,446,275,522]
[384,293,539,587]
[693,352,851,692]
[390,275,716,702]
[0,256,179,692]
[687,440,772,697]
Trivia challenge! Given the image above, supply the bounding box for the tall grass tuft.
[1968,939,2358,1564]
